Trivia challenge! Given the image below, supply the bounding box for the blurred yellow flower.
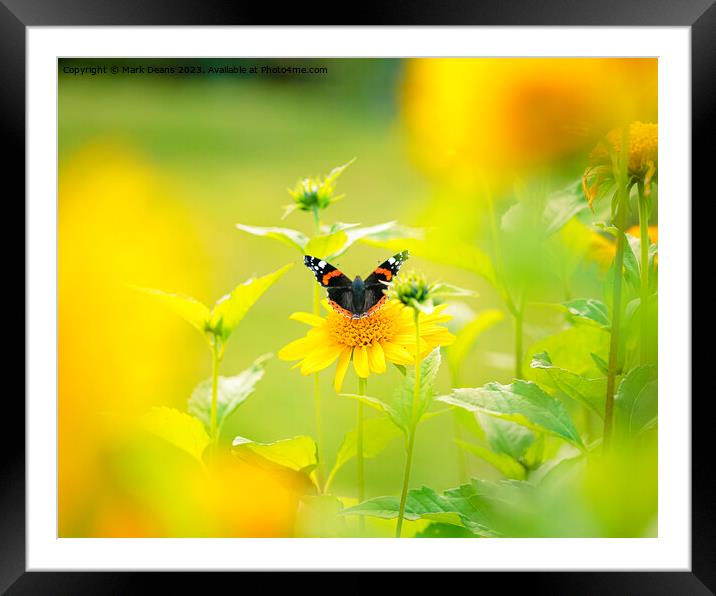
[278,300,454,391]
[402,58,657,188]
[583,121,658,207]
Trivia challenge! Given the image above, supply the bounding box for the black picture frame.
[6,0,709,592]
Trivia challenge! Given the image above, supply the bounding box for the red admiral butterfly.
[304,251,409,319]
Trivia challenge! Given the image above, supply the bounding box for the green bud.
[284,159,355,218]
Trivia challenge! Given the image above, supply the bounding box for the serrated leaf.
[342,485,494,535]
[232,435,318,474]
[328,221,397,260]
[530,351,606,417]
[188,355,270,433]
[327,417,402,488]
[139,406,210,463]
[235,224,308,253]
[305,230,348,259]
[438,380,585,449]
[342,349,442,435]
[209,263,292,340]
[479,415,535,461]
[562,298,611,328]
[614,365,658,438]
[391,347,442,434]
[456,439,526,480]
[133,287,210,336]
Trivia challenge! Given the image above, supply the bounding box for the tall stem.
[209,339,222,445]
[396,310,422,538]
[603,131,629,451]
[311,207,325,488]
[356,378,366,503]
[514,307,524,380]
[637,182,650,365]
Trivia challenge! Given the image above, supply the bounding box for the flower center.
[326,306,398,347]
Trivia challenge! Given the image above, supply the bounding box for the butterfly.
[304,251,409,319]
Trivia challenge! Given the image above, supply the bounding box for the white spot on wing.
[318,260,326,268]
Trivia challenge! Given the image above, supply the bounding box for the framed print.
[7,0,711,591]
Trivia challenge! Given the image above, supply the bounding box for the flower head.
[389,270,476,314]
[583,121,658,208]
[278,300,454,391]
[284,159,354,218]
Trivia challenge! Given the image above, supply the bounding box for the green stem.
[603,130,629,451]
[357,378,366,504]
[514,307,524,380]
[209,339,222,445]
[310,207,325,489]
[637,181,650,365]
[396,310,422,538]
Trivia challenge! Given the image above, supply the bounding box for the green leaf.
[414,523,476,538]
[391,347,442,434]
[525,325,610,380]
[232,435,318,474]
[530,351,606,417]
[456,439,526,480]
[305,230,348,259]
[235,224,308,253]
[614,365,658,438]
[188,354,270,433]
[132,287,210,336]
[139,407,210,463]
[327,417,402,489]
[437,380,585,449]
[562,298,610,328]
[209,263,292,340]
[448,308,504,378]
[342,485,494,535]
[342,349,442,435]
[479,415,535,461]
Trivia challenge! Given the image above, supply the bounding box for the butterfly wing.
[362,250,409,314]
[303,255,354,317]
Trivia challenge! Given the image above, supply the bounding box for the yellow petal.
[300,344,341,374]
[368,342,386,374]
[353,345,370,378]
[278,337,313,361]
[382,341,414,365]
[334,347,353,392]
[289,312,325,327]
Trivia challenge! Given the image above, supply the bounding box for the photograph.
[57,56,660,540]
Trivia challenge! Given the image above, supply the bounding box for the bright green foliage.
[438,380,585,449]
[342,485,495,536]
[232,435,318,475]
[135,263,292,343]
[131,287,211,336]
[456,439,527,480]
[209,264,293,341]
[530,351,606,417]
[614,365,658,439]
[139,406,210,463]
[188,354,270,435]
[234,224,309,253]
[561,299,611,328]
[342,347,442,436]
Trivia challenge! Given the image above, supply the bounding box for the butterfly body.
[304,251,408,319]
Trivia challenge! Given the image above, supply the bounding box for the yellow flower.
[583,121,658,207]
[402,58,657,188]
[278,300,454,392]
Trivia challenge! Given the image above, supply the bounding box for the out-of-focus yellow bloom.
[402,58,657,188]
[278,300,454,391]
[584,122,658,206]
[59,142,209,536]
[588,225,658,270]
